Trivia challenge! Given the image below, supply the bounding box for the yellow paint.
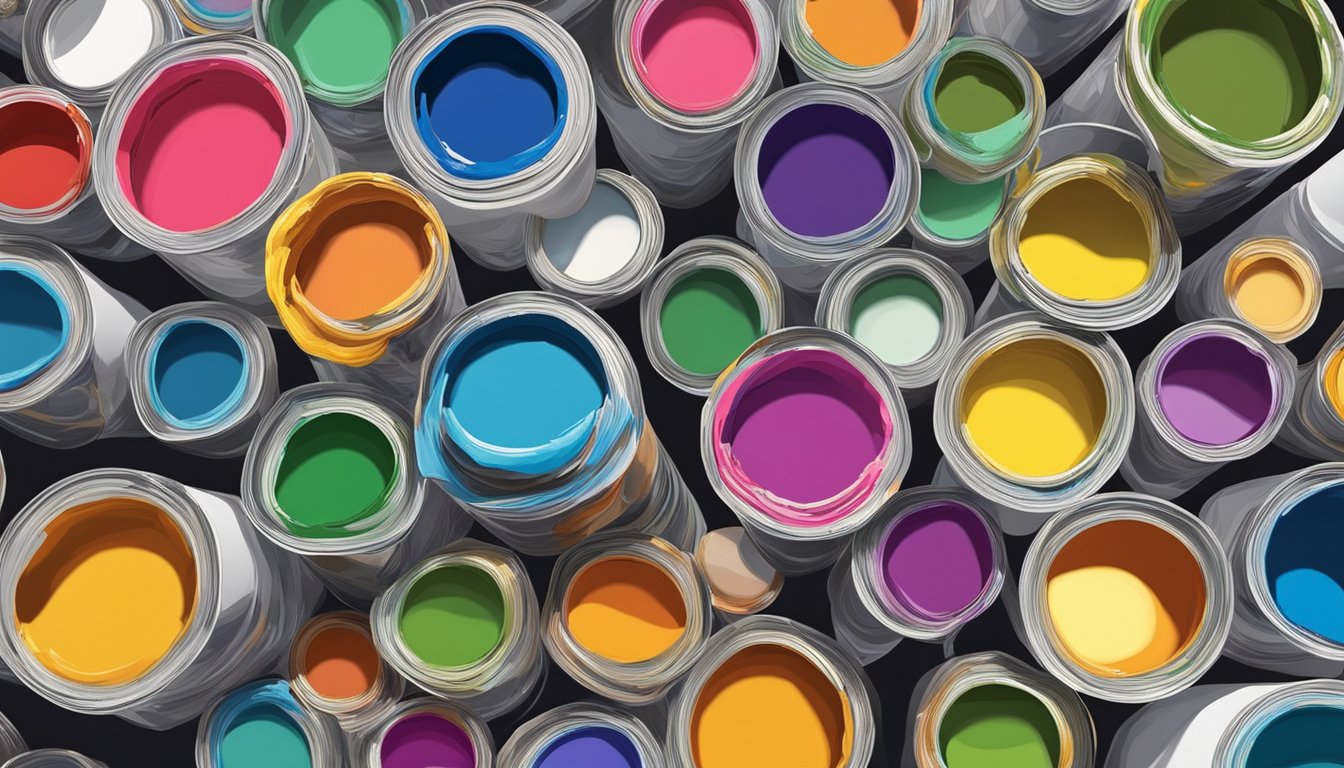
[564,556,687,663]
[1018,176,1152,301]
[15,498,197,685]
[1224,238,1317,341]
[960,337,1106,478]
[1324,347,1344,419]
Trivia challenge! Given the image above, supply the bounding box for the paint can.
[416,292,705,555]
[666,614,877,767]
[1199,463,1344,677]
[355,696,495,768]
[1049,0,1344,232]
[0,236,148,449]
[1,751,105,768]
[125,301,277,458]
[0,4,21,58]
[499,703,664,768]
[829,486,1005,665]
[525,169,663,309]
[1277,320,1344,460]
[778,0,952,108]
[694,527,782,623]
[0,87,144,261]
[817,248,973,405]
[735,83,919,294]
[288,611,404,733]
[169,0,252,33]
[934,313,1133,533]
[1176,237,1322,344]
[267,172,466,402]
[903,651,1095,768]
[543,532,711,704]
[1015,493,1232,703]
[907,170,1009,274]
[0,468,323,729]
[370,539,544,719]
[640,236,785,395]
[0,711,23,763]
[385,1,596,270]
[196,679,344,767]
[94,34,338,319]
[959,0,1127,76]
[20,0,184,118]
[701,327,912,574]
[242,381,471,608]
[1122,320,1296,499]
[592,0,779,209]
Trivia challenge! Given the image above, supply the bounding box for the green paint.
[219,709,312,768]
[273,412,397,539]
[1152,0,1322,143]
[939,684,1061,768]
[658,268,763,377]
[934,52,1026,135]
[849,275,944,366]
[916,168,1006,242]
[267,0,405,104]
[398,564,506,668]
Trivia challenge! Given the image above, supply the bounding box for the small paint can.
[0,5,21,57]
[356,696,495,768]
[0,236,148,449]
[0,711,23,763]
[385,0,596,270]
[0,87,144,261]
[640,236,785,396]
[417,292,705,555]
[903,651,1095,768]
[125,301,277,458]
[168,0,252,33]
[1177,236,1322,344]
[735,82,919,294]
[1015,493,1232,703]
[701,327,912,574]
[94,34,337,319]
[593,0,779,208]
[906,169,1009,275]
[526,169,663,309]
[816,248,973,405]
[828,486,1006,665]
[196,679,344,767]
[0,468,323,729]
[933,312,1133,534]
[1,751,106,768]
[370,540,543,719]
[666,614,877,767]
[1122,320,1296,499]
[267,172,466,402]
[960,0,1127,76]
[1200,463,1344,678]
[242,381,471,608]
[543,532,711,704]
[694,527,782,622]
[288,611,405,733]
[499,702,665,768]
[1278,320,1344,460]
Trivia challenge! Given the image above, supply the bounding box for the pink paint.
[631,0,759,114]
[115,58,291,233]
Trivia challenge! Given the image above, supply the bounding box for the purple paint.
[879,501,995,621]
[533,726,642,768]
[1155,332,1275,447]
[380,713,476,768]
[756,103,896,238]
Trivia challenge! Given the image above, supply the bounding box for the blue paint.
[148,319,249,429]
[412,26,567,180]
[534,726,643,768]
[1265,482,1344,645]
[1245,705,1344,768]
[0,265,69,392]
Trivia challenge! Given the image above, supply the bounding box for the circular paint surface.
[659,267,763,377]
[217,703,312,768]
[633,0,758,113]
[1244,705,1344,767]
[381,713,477,768]
[937,684,1061,768]
[542,180,641,283]
[0,266,69,391]
[45,0,156,90]
[0,99,87,211]
[697,527,778,606]
[1155,332,1275,447]
[150,320,248,428]
[273,412,398,538]
[534,725,643,768]
[804,0,918,67]
[1265,482,1344,646]
[398,564,506,668]
[880,502,994,621]
[565,555,688,663]
[301,624,380,700]
[848,273,943,367]
[1225,245,1314,337]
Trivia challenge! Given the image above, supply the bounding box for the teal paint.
[1265,482,1344,644]
[0,265,69,392]
[210,680,313,768]
[915,168,1005,242]
[1245,705,1344,768]
[849,274,944,366]
[148,320,249,429]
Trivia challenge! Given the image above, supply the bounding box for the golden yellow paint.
[804,0,920,68]
[960,337,1107,478]
[1018,176,1152,301]
[1324,347,1344,419]
[564,556,687,664]
[15,498,197,686]
[1224,239,1317,341]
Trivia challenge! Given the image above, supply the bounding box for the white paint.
[45,0,155,90]
[541,180,642,283]
[1306,149,1344,246]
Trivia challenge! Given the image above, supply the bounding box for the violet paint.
[533,726,642,768]
[756,103,896,238]
[380,713,476,768]
[879,502,995,621]
[1155,332,1276,447]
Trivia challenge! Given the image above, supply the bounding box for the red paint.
[0,97,90,212]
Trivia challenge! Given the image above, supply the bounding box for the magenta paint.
[380,712,476,768]
[1155,331,1277,447]
[711,347,893,526]
[879,501,995,621]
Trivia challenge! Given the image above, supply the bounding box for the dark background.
[2,15,1344,765]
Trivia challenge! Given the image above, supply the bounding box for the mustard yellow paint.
[1324,347,1344,419]
[959,337,1106,478]
[1224,238,1317,341]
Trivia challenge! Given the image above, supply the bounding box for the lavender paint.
[1155,332,1276,447]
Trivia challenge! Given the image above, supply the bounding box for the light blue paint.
[1245,705,1344,768]
[0,265,69,392]
[1265,482,1344,645]
[148,319,249,429]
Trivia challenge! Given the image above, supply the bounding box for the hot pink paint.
[631,0,759,114]
[115,58,291,233]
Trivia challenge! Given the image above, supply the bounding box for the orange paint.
[293,202,429,322]
[804,0,920,67]
[564,556,687,663]
[301,622,380,700]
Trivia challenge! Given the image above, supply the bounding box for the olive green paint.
[939,684,1061,768]
[398,564,506,668]
[934,52,1026,134]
